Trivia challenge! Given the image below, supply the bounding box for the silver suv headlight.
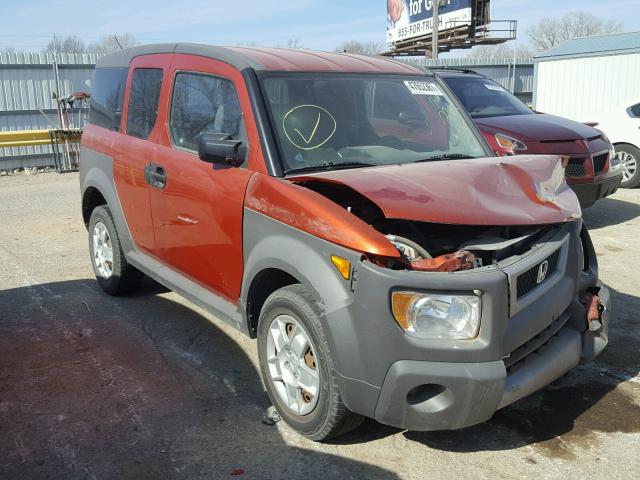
[609,145,622,172]
[391,291,481,340]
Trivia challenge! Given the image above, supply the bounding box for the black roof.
[95,43,264,70]
[94,43,424,75]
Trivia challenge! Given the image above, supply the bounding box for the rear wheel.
[257,284,364,441]
[88,205,143,295]
[615,144,640,188]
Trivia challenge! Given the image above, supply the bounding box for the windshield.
[259,73,488,174]
[443,76,533,119]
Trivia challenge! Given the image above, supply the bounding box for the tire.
[257,284,364,441]
[615,143,640,188]
[88,205,144,295]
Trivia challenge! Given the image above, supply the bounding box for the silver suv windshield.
[259,73,489,174]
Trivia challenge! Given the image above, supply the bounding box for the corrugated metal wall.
[0,53,97,169]
[534,53,640,121]
[419,58,535,102]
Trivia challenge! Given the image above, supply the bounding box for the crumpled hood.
[289,155,581,226]
[475,113,600,142]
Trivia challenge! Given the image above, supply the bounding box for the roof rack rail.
[428,67,479,75]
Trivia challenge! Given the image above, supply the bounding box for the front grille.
[516,248,561,298]
[503,313,569,371]
[593,153,607,174]
[566,158,586,177]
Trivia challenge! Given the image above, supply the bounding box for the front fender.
[241,208,356,313]
[240,208,364,374]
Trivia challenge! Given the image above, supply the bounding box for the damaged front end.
[286,154,609,366]
[244,154,609,431]
[288,154,582,274]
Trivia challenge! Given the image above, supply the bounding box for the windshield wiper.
[284,162,376,175]
[414,154,478,163]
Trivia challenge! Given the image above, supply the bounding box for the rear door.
[149,54,259,302]
[115,54,170,253]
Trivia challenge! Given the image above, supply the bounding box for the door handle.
[144,163,167,189]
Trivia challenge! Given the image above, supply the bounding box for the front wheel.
[615,144,640,188]
[257,284,363,441]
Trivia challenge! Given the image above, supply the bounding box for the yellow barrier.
[0,129,52,148]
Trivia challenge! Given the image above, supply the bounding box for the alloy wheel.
[617,150,637,183]
[265,314,320,416]
[92,221,113,278]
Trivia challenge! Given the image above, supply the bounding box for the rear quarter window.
[88,67,127,130]
[629,103,640,118]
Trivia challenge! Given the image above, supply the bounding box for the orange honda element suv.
[80,44,610,440]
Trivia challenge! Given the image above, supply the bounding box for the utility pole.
[512,39,517,93]
[52,35,64,129]
[432,0,440,60]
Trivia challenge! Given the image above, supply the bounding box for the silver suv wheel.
[265,314,320,416]
[92,221,113,279]
[617,150,637,183]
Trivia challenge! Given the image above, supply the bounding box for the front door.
[149,55,258,302]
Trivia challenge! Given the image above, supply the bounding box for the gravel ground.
[1,172,639,479]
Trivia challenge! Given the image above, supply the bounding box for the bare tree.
[45,36,86,54]
[466,43,534,60]
[334,40,385,55]
[526,11,623,52]
[89,34,138,54]
[284,38,305,49]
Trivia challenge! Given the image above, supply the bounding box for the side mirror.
[113,111,122,132]
[197,133,246,167]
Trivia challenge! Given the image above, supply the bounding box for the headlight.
[495,133,527,152]
[391,291,481,339]
[609,146,622,172]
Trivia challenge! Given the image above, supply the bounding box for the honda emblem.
[537,260,550,284]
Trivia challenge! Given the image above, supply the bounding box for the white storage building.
[533,31,640,122]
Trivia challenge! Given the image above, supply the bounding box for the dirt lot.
[1,172,639,480]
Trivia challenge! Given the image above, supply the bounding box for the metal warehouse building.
[533,31,640,122]
[0,52,96,170]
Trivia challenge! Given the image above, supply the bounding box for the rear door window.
[169,72,244,151]
[89,67,127,131]
[126,68,163,139]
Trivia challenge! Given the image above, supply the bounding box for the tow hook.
[580,288,604,332]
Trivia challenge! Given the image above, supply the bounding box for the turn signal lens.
[331,255,351,280]
[495,133,528,151]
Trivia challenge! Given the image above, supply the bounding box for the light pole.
[432,0,442,60]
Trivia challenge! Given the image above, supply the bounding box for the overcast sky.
[1,0,639,54]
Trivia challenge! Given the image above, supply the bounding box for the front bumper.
[570,174,622,208]
[372,284,609,431]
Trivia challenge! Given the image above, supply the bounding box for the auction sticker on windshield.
[404,81,443,96]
